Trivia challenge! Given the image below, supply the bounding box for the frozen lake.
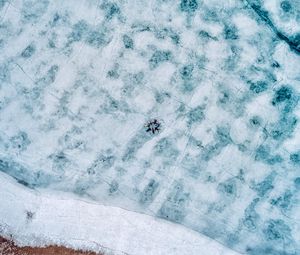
[0,0,300,254]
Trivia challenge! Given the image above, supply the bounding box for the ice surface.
[0,0,300,254]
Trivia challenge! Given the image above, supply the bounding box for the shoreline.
[0,236,104,255]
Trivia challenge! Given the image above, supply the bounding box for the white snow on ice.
[0,172,241,255]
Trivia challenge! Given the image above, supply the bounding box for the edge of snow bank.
[0,172,241,255]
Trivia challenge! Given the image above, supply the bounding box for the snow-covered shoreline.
[0,172,241,255]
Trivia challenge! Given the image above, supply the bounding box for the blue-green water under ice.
[0,0,300,254]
